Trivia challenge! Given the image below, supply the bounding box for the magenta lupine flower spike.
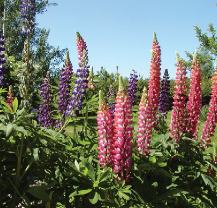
[136,86,153,155]
[169,52,188,143]
[148,32,161,127]
[186,51,202,139]
[200,61,217,146]
[111,76,134,183]
[97,90,114,168]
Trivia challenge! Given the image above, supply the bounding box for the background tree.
[183,47,214,77]
[0,0,67,93]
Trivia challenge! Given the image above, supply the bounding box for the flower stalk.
[169,52,188,143]
[136,86,153,155]
[111,76,133,182]
[200,60,217,146]
[186,51,202,139]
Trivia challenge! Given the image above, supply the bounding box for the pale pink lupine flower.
[97,90,114,168]
[170,52,188,143]
[136,86,153,155]
[186,51,202,139]
[148,32,161,127]
[111,76,133,183]
[200,61,217,146]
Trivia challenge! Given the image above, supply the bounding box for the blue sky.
[36,0,217,79]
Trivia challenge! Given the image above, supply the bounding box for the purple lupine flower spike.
[107,85,115,118]
[55,51,73,129]
[57,51,73,114]
[0,30,5,87]
[128,69,138,105]
[158,69,170,119]
[38,71,54,128]
[20,0,36,35]
[65,32,89,117]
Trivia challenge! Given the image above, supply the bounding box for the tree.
[183,47,214,77]
[0,0,67,88]
[182,23,217,77]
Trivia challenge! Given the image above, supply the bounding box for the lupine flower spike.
[107,85,115,118]
[158,69,170,119]
[56,51,73,129]
[148,32,161,127]
[65,32,89,117]
[169,52,187,143]
[38,71,54,128]
[0,29,5,87]
[97,90,114,168]
[6,86,15,112]
[136,86,153,155]
[128,69,138,105]
[111,76,133,183]
[186,51,202,139]
[20,0,36,35]
[200,60,217,146]
[88,66,95,89]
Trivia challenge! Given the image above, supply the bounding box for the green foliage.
[200,105,209,122]
[183,48,214,77]
[1,0,67,95]
[135,77,149,105]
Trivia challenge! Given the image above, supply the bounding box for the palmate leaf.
[99,169,110,183]
[26,183,55,201]
[89,190,99,204]
[12,97,18,112]
[5,123,14,137]
[201,173,217,191]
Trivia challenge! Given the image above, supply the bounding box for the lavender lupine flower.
[158,69,170,119]
[38,71,54,128]
[19,0,36,35]
[65,32,89,117]
[107,85,115,118]
[0,30,5,87]
[128,69,138,105]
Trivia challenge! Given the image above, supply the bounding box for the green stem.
[85,103,88,136]
[55,109,77,138]
[25,34,30,107]
[20,158,34,182]
[73,120,76,141]
[13,133,24,198]
[46,191,54,208]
